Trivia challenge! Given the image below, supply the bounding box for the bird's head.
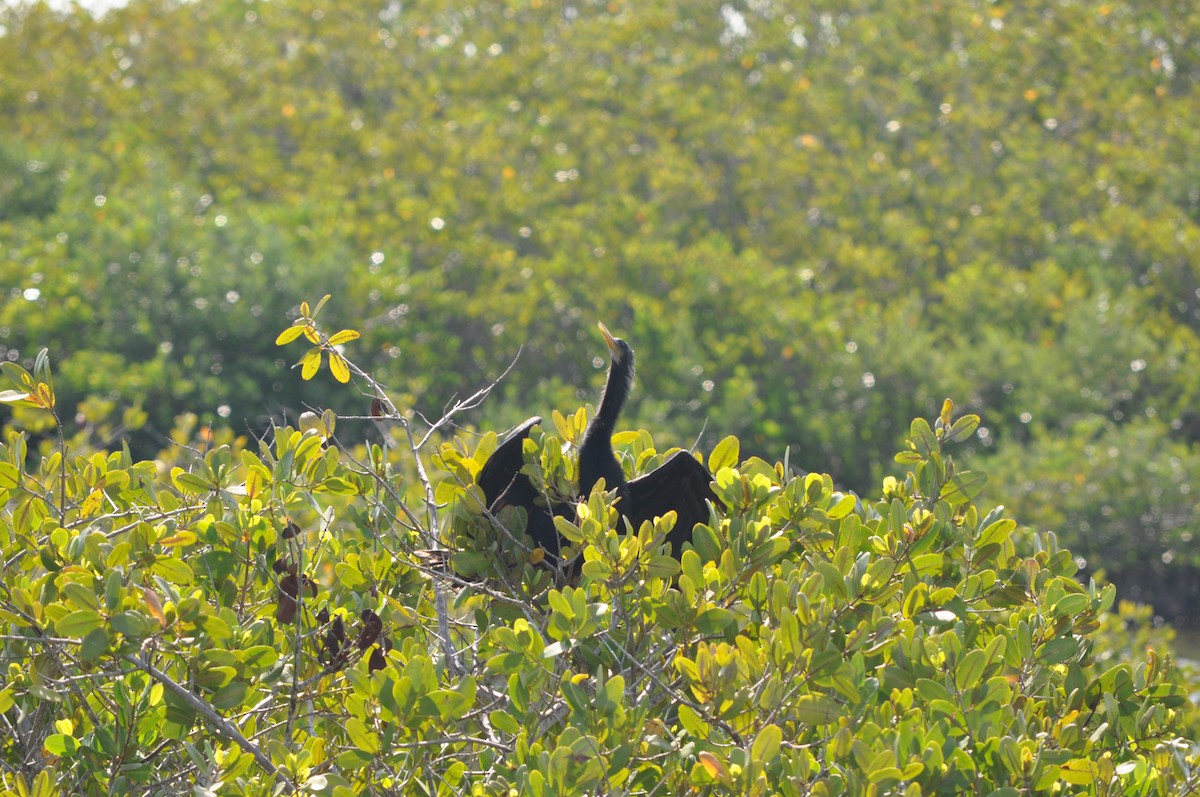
[597,322,633,366]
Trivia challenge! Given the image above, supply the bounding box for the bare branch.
[415,347,524,450]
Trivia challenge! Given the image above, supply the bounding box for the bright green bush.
[984,415,1200,625]
[0,335,1195,796]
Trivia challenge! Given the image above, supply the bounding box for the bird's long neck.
[594,356,633,435]
[578,356,634,496]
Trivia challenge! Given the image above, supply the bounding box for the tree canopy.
[1,1,1198,608]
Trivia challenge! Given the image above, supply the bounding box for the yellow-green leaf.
[345,717,380,754]
[328,352,351,383]
[33,382,55,409]
[0,462,18,490]
[708,435,740,472]
[79,488,104,518]
[245,467,263,500]
[327,329,361,346]
[275,324,307,346]
[794,694,841,725]
[158,531,198,548]
[44,734,79,757]
[751,724,782,763]
[151,556,195,586]
[299,348,322,380]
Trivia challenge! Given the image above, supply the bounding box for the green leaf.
[915,678,951,703]
[211,681,248,710]
[977,519,1016,548]
[826,492,857,519]
[490,710,519,736]
[793,694,841,726]
[80,627,111,662]
[240,645,280,673]
[694,607,737,636]
[1036,636,1082,665]
[941,471,987,505]
[945,414,980,443]
[1052,593,1090,619]
[750,724,782,763]
[553,515,584,544]
[344,718,379,755]
[0,461,19,490]
[151,556,195,585]
[902,583,929,618]
[909,418,939,459]
[62,581,101,612]
[316,477,358,495]
[955,649,988,692]
[867,766,905,784]
[56,608,104,639]
[173,471,213,494]
[677,704,710,739]
[44,734,79,757]
[110,611,157,639]
[1145,683,1189,708]
[0,361,33,390]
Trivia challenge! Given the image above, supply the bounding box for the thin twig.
[125,653,294,790]
[689,417,709,454]
[414,349,523,450]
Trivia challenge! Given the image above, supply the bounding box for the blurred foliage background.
[1,0,1199,622]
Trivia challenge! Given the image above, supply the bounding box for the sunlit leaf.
[274,324,307,346]
[697,751,731,783]
[708,435,739,472]
[327,329,361,346]
[299,348,322,380]
[328,352,351,383]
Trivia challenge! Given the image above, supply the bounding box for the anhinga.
[473,323,718,565]
[580,323,718,558]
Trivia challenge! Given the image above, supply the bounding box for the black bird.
[472,323,718,565]
[577,323,718,558]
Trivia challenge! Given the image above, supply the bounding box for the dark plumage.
[472,323,718,566]
[577,323,718,557]
[475,416,572,564]
[578,326,635,498]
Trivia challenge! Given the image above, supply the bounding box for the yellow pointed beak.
[597,322,620,357]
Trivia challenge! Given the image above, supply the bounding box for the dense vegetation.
[0,3,1198,617]
[0,336,1196,794]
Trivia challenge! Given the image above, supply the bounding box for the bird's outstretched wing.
[477,416,542,506]
[474,416,574,566]
[624,450,718,557]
